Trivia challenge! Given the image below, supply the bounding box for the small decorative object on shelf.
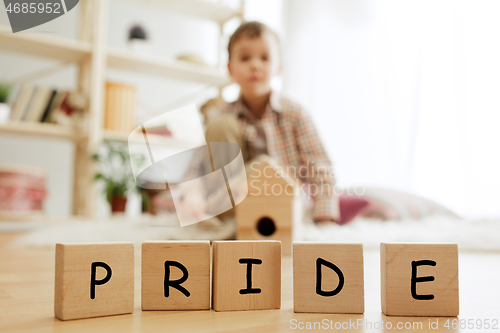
[0,164,47,221]
[105,81,136,133]
[0,82,12,124]
[92,142,145,214]
[49,91,87,127]
[128,24,150,54]
[176,53,209,66]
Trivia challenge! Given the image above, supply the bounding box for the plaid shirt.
[219,92,339,222]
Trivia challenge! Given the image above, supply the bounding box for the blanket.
[8,214,500,252]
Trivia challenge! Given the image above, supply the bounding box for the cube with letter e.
[54,243,134,320]
[293,242,364,313]
[381,243,459,316]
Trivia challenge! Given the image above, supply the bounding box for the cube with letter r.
[381,243,459,316]
[141,241,210,310]
[54,243,134,320]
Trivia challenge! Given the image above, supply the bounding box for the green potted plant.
[0,82,11,124]
[91,142,145,213]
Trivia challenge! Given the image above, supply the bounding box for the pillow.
[344,187,460,221]
[337,196,370,225]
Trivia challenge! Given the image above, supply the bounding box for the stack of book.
[0,164,47,220]
[104,81,136,133]
[9,85,86,125]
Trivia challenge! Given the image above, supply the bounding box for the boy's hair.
[227,21,279,59]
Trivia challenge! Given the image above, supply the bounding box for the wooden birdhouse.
[235,156,304,255]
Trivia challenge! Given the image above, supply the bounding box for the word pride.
[54,241,459,320]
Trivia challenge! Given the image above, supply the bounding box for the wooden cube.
[236,156,304,256]
[381,243,459,316]
[54,243,134,320]
[293,242,364,313]
[141,241,210,310]
[212,240,281,311]
[237,228,293,257]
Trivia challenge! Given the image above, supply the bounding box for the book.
[10,85,34,121]
[39,89,58,123]
[43,91,68,123]
[24,87,54,122]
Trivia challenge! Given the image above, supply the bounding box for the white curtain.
[281,0,500,218]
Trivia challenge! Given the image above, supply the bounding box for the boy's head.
[227,21,281,99]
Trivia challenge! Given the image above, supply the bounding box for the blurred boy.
[203,21,339,224]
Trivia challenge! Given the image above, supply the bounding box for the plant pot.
[0,103,11,124]
[110,196,127,213]
[128,39,151,54]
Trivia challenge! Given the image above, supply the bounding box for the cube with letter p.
[381,243,459,316]
[54,243,134,320]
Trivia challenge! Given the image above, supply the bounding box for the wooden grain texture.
[293,242,364,314]
[212,240,281,311]
[54,242,134,320]
[141,241,210,311]
[380,243,459,317]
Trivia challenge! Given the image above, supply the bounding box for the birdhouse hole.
[256,217,276,236]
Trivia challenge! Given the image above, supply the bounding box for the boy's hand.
[177,187,207,223]
[314,219,337,225]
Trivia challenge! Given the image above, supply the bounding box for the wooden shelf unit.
[0,122,84,141]
[0,25,91,62]
[0,0,243,218]
[120,0,242,23]
[103,130,201,150]
[107,48,231,86]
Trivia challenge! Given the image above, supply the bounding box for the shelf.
[103,130,201,149]
[119,0,242,24]
[0,211,45,223]
[0,122,84,141]
[107,48,231,86]
[0,25,91,62]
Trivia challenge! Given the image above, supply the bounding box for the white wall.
[281,0,500,218]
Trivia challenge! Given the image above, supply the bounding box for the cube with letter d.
[293,242,364,313]
[54,243,134,320]
[381,243,459,316]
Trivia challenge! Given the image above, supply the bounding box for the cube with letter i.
[141,241,210,310]
[212,240,281,311]
[380,243,459,316]
[54,243,134,320]
[293,242,364,313]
